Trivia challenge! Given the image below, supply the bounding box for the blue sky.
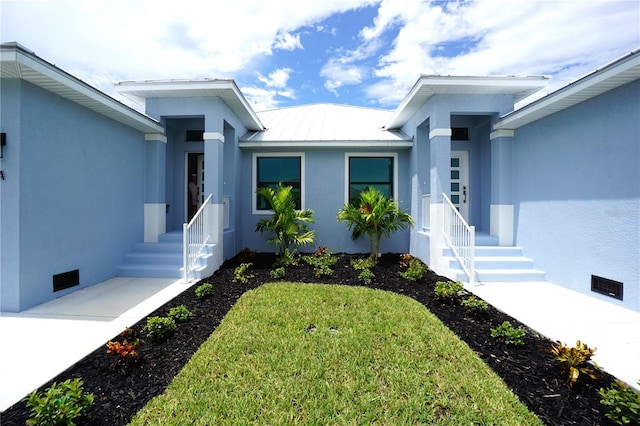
[1,0,638,112]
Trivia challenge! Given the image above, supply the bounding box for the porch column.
[489,129,515,246]
[428,114,452,272]
[144,133,167,243]
[203,121,224,268]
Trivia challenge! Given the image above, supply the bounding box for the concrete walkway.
[1,276,639,412]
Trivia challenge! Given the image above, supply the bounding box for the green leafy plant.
[549,340,597,387]
[273,248,299,268]
[143,316,177,341]
[168,305,194,323]
[233,262,255,284]
[491,321,526,346]
[106,328,142,366]
[461,296,489,314]
[255,183,316,262]
[303,247,338,277]
[434,280,464,301]
[399,257,427,281]
[350,257,376,271]
[599,380,640,425]
[337,187,414,262]
[358,268,375,284]
[270,267,286,279]
[194,283,214,299]
[25,378,94,426]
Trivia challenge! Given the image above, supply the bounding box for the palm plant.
[255,184,316,259]
[337,187,414,262]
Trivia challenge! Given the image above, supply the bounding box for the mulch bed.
[1,252,618,425]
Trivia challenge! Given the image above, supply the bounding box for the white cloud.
[320,58,365,95]
[257,68,293,88]
[273,32,303,51]
[359,0,640,106]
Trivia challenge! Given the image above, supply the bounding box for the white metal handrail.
[442,194,475,285]
[183,194,213,281]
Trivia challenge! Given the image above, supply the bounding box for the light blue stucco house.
[1,42,638,313]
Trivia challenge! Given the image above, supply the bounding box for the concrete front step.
[117,232,184,279]
[445,245,546,283]
[116,263,183,279]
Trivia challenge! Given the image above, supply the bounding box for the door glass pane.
[451,195,460,204]
[451,182,460,192]
[451,170,460,179]
[451,158,460,167]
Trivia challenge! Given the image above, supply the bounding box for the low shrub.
[168,305,194,323]
[143,316,177,341]
[399,253,414,268]
[270,267,285,279]
[549,340,597,387]
[461,296,489,314]
[106,328,142,367]
[358,268,375,284]
[399,257,427,281]
[194,283,214,299]
[238,247,255,263]
[273,248,299,268]
[233,262,255,284]
[434,281,464,301]
[25,378,94,426]
[303,248,338,277]
[599,380,640,425]
[491,321,526,346]
[350,257,376,271]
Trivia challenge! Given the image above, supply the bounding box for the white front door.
[450,151,469,222]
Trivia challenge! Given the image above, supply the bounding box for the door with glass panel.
[450,151,469,222]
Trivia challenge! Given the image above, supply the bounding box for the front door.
[450,151,469,222]
[187,153,205,221]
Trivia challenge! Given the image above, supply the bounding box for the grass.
[130,283,541,425]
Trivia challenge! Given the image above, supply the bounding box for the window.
[346,153,398,202]
[253,153,304,213]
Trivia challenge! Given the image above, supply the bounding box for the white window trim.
[344,152,399,205]
[252,152,305,215]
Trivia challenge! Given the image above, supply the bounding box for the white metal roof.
[385,75,548,130]
[116,79,264,132]
[0,43,163,134]
[240,103,411,148]
[494,50,640,130]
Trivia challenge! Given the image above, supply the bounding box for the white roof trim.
[494,50,640,130]
[385,75,548,130]
[116,79,264,131]
[0,43,163,134]
[239,140,413,149]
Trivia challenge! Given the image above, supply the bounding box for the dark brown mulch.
[1,252,617,425]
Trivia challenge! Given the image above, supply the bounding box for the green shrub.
[303,249,338,277]
[351,257,376,271]
[194,283,214,299]
[273,248,299,268]
[233,262,255,284]
[168,305,194,323]
[491,321,526,346]
[270,267,285,279]
[143,316,177,341]
[25,378,94,426]
[599,380,640,425]
[399,258,427,281]
[358,268,375,284]
[461,296,489,313]
[434,281,464,300]
[549,340,597,387]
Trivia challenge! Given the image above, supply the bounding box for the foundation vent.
[53,269,80,292]
[591,275,623,300]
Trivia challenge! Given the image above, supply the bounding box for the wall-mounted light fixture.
[0,132,5,158]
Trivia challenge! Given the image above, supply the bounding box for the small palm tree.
[255,184,316,259]
[337,187,414,262]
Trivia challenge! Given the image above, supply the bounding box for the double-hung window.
[346,153,398,203]
[253,153,304,213]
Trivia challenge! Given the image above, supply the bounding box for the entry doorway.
[186,153,204,221]
[450,151,469,222]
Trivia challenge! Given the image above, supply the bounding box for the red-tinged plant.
[106,328,142,366]
[549,340,597,387]
[399,253,414,268]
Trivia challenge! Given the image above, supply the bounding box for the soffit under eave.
[1,49,163,134]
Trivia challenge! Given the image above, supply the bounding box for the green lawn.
[130,283,541,425]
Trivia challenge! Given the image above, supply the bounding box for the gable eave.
[0,43,163,134]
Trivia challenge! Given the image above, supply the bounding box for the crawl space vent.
[53,269,80,292]
[591,275,623,300]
